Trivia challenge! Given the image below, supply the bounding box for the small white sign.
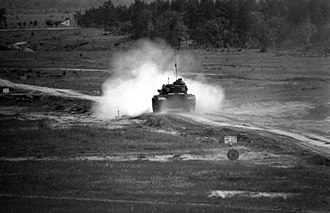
[3,88,9,94]
[224,136,237,144]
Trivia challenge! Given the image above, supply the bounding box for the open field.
[0,28,330,212]
[1,116,329,212]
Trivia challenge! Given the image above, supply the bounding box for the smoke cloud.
[93,40,225,119]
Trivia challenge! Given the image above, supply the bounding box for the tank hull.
[152,93,196,113]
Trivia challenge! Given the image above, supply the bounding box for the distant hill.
[0,0,144,13]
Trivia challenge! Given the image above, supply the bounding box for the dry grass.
[0,118,330,212]
[0,119,201,158]
[1,156,329,212]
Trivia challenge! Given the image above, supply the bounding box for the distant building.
[60,20,70,27]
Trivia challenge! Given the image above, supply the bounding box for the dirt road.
[0,78,100,102]
[175,112,330,159]
[1,78,329,160]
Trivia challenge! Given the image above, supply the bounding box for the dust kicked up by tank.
[93,40,225,119]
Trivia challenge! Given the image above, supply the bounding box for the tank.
[152,78,196,113]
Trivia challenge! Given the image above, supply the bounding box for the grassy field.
[0,118,329,212]
[0,28,330,212]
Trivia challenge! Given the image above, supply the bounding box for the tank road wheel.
[152,101,163,113]
[152,104,160,113]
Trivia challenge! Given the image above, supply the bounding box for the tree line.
[0,8,6,28]
[84,0,330,49]
[75,0,330,49]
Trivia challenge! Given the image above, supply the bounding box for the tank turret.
[157,78,188,95]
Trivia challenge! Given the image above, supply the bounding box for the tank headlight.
[158,97,167,100]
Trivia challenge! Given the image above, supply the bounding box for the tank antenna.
[168,77,169,84]
[175,52,178,80]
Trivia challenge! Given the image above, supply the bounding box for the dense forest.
[75,0,330,50]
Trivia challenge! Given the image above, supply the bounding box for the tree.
[74,11,82,27]
[286,0,310,30]
[258,0,285,20]
[153,11,189,48]
[309,0,329,41]
[152,0,171,15]
[102,1,117,31]
[296,22,316,49]
[192,17,231,48]
[171,0,187,13]
[199,0,216,21]
[80,7,102,27]
[132,9,153,38]
[131,0,152,38]
[0,8,7,28]
[185,0,200,29]
[235,0,257,47]
[248,12,273,50]
[116,5,130,22]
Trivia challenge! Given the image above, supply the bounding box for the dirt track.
[176,113,330,159]
[1,77,329,160]
[0,78,100,102]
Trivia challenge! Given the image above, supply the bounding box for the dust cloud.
[93,40,225,119]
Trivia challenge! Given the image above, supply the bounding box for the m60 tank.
[152,78,196,113]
